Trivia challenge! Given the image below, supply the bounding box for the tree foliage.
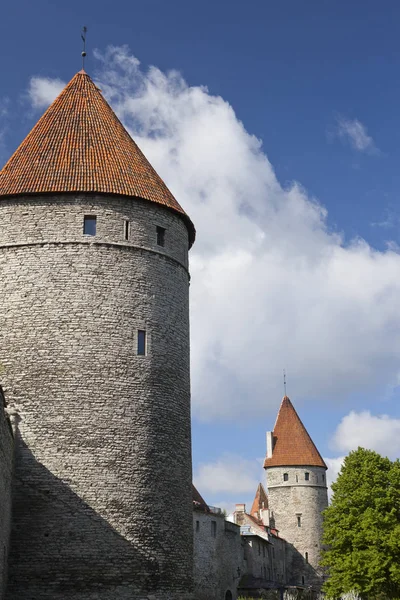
[321,447,400,599]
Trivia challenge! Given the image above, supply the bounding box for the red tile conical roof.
[264,396,327,469]
[0,70,195,246]
[250,483,268,517]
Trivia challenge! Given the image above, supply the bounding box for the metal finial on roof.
[283,369,287,397]
[81,26,88,70]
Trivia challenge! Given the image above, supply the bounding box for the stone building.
[0,70,195,600]
[264,395,328,588]
[193,396,328,599]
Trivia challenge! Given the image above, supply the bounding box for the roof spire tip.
[81,25,88,71]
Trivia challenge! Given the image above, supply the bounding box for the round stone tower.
[0,71,195,600]
[264,396,328,589]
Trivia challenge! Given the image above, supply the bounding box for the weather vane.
[81,26,88,70]
[283,369,287,397]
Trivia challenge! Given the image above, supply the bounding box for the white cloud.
[323,456,345,499]
[334,116,378,154]
[27,47,400,422]
[194,453,260,497]
[28,76,65,109]
[331,410,400,458]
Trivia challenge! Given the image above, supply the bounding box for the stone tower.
[0,71,195,600]
[264,396,328,588]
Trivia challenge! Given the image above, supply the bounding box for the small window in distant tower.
[305,551,309,563]
[305,472,310,481]
[302,576,305,585]
[196,520,200,532]
[137,330,146,356]
[283,473,288,482]
[124,220,130,240]
[297,515,302,527]
[156,226,166,247]
[83,215,96,236]
[322,474,325,482]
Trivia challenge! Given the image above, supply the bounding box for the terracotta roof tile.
[264,396,327,469]
[0,70,195,246]
[250,483,268,517]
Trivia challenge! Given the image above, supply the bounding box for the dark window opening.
[124,220,130,240]
[83,215,97,236]
[137,330,146,356]
[196,520,200,532]
[211,520,217,537]
[302,576,305,585]
[322,474,325,482]
[305,472,310,481]
[305,551,308,563]
[283,473,288,482]
[156,226,166,247]
[297,515,302,527]
[225,592,233,600]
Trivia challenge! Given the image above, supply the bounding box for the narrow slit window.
[305,551,308,563]
[283,473,288,482]
[83,215,96,236]
[211,520,217,537]
[302,576,305,585]
[305,472,310,481]
[196,520,200,532]
[156,226,166,247]
[137,330,146,356]
[124,220,130,240]
[297,515,302,527]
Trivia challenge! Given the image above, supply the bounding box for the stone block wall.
[0,388,14,598]
[266,466,328,588]
[0,194,193,599]
[193,510,242,600]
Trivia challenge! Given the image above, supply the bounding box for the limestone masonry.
[0,68,328,600]
[193,397,329,599]
[0,71,194,600]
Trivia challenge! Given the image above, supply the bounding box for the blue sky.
[2,0,400,510]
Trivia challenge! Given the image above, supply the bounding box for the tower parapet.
[264,396,328,589]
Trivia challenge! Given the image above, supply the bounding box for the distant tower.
[264,396,328,588]
[0,71,195,599]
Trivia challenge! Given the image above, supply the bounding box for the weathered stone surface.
[266,466,328,587]
[0,389,14,597]
[193,510,242,600]
[0,194,193,599]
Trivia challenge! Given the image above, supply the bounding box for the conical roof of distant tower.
[264,396,327,469]
[250,483,268,517]
[0,70,195,246]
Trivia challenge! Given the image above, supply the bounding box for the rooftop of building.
[264,396,327,469]
[0,70,195,246]
[250,482,268,517]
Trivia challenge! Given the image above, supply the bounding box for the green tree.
[321,447,400,599]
